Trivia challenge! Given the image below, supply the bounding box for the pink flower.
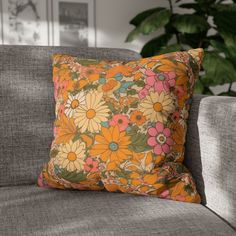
[138,85,151,99]
[159,189,170,198]
[109,114,129,131]
[138,88,149,99]
[145,70,176,93]
[147,122,174,155]
[84,157,99,173]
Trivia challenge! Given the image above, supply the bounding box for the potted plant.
[126,0,236,96]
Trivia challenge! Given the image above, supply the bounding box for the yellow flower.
[74,91,110,133]
[139,91,175,123]
[56,140,86,172]
[64,92,86,118]
[90,126,132,168]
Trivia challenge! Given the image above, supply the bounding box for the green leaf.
[141,34,173,57]
[194,80,204,94]
[57,168,87,183]
[72,132,81,142]
[126,27,141,42]
[127,126,152,153]
[148,44,182,54]
[50,149,59,158]
[135,80,145,87]
[179,3,201,11]
[127,89,137,95]
[210,39,227,53]
[210,39,236,64]
[219,31,236,48]
[139,9,171,35]
[218,90,236,97]
[126,9,171,42]
[173,14,209,34]
[180,32,208,48]
[76,59,100,66]
[203,52,236,86]
[129,7,165,26]
[107,102,117,114]
[213,5,236,40]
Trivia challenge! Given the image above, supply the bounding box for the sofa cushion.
[184,95,236,228]
[0,45,140,187]
[39,49,203,203]
[0,185,234,236]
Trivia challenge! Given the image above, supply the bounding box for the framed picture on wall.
[1,0,49,45]
[51,0,95,47]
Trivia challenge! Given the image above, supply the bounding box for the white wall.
[95,0,168,52]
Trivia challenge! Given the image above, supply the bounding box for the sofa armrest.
[184,95,236,229]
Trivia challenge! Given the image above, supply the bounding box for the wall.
[95,0,168,52]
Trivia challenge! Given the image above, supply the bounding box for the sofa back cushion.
[0,45,140,186]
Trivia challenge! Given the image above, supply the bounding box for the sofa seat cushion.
[0,185,235,236]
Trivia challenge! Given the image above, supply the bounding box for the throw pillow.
[38,49,203,203]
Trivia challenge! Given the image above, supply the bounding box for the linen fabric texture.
[39,49,203,203]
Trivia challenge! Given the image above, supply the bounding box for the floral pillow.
[38,49,203,203]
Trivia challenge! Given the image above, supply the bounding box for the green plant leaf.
[141,34,173,57]
[126,9,171,41]
[203,52,236,86]
[179,3,201,11]
[219,31,236,48]
[213,4,236,40]
[129,7,165,26]
[194,80,204,94]
[218,90,236,96]
[180,32,208,48]
[173,14,209,34]
[154,44,182,55]
[126,27,141,42]
[210,39,236,64]
[139,9,171,35]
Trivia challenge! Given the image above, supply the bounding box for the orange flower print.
[90,126,132,168]
[80,65,102,82]
[58,64,71,81]
[40,50,203,203]
[98,78,121,95]
[130,110,146,126]
[106,65,133,78]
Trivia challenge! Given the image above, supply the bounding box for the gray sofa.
[0,45,235,236]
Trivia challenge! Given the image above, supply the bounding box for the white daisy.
[65,92,86,118]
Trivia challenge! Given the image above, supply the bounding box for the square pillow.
[38,49,203,203]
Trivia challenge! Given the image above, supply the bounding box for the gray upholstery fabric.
[0,45,141,187]
[1,45,236,233]
[184,95,236,229]
[0,185,235,236]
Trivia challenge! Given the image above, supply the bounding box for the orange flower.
[157,59,188,85]
[59,64,71,81]
[130,110,146,126]
[90,126,132,168]
[106,65,133,78]
[80,65,103,82]
[134,71,143,81]
[55,114,77,144]
[98,78,121,94]
[120,96,138,108]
